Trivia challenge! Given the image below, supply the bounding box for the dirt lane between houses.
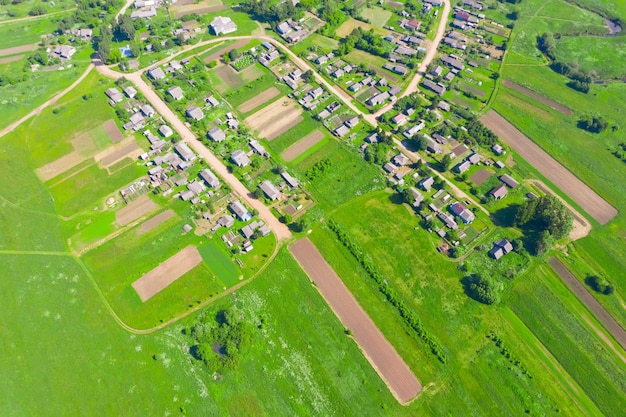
[481,110,617,224]
[290,238,422,404]
[132,246,202,302]
[549,258,626,361]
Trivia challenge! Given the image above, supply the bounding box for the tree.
[466,274,503,305]
[114,15,135,41]
[302,69,314,82]
[96,25,112,62]
[228,48,241,61]
[585,275,614,295]
[533,195,572,239]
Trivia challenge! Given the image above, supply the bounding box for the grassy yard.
[360,6,392,28]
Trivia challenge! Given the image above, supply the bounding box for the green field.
[553,35,626,79]
[360,6,392,28]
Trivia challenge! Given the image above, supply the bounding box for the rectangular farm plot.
[138,209,176,235]
[290,238,422,404]
[238,86,281,113]
[116,195,158,226]
[103,119,124,142]
[132,246,203,302]
[482,110,618,224]
[281,129,325,161]
[215,64,245,91]
[198,241,240,286]
[98,142,141,167]
[245,97,303,140]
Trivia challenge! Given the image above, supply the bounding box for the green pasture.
[553,35,626,79]
[509,264,626,417]
[309,190,604,416]
[293,139,384,210]
[267,114,320,154]
[360,6,392,28]
[0,18,59,49]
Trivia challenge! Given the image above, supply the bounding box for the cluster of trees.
[306,158,332,180]
[513,195,573,255]
[328,220,447,363]
[585,275,615,295]
[336,28,389,58]
[538,33,595,93]
[241,0,301,25]
[186,309,253,371]
[364,142,392,165]
[466,119,499,147]
[465,274,504,305]
[577,114,609,133]
[488,331,533,378]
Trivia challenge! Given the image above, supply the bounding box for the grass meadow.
[492,0,626,324]
[307,190,609,416]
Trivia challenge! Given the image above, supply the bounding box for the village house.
[147,67,165,80]
[230,150,250,167]
[130,8,157,19]
[490,184,508,200]
[210,16,237,35]
[409,187,424,207]
[367,91,390,106]
[230,200,251,221]
[141,104,156,117]
[175,142,195,161]
[450,202,475,224]
[158,125,173,138]
[199,169,220,189]
[105,88,124,104]
[259,180,280,201]
[167,86,184,100]
[123,86,137,99]
[500,174,519,188]
[454,160,471,173]
[54,45,76,59]
[392,153,410,166]
[423,80,446,96]
[489,239,513,260]
[281,171,299,188]
[186,106,204,121]
[249,140,269,157]
[207,127,226,142]
[420,176,435,191]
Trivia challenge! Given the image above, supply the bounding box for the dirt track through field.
[481,110,617,224]
[139,209,176,234]
[0,43,37,57]
[174,4,226,18]
[0,55,23,64]
[502,80,573,116]
[290,238,422,404]
[238,87,280,113]
[549,258,626,360]
[116,195,158,226]
[282,130,324,161]
[103,119,124,142]
[246,98,303,140]
[132,246,202,302]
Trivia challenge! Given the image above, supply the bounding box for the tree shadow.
[388,193,405,205]
[492,204,519,227]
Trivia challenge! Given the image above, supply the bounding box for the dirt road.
[95,64,292,241]
[290,238,422,404]
[549,258,626,359]
[0,64,94,139]
[371,0,452,122]
[481,110,617,224]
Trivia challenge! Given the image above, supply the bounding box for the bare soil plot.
[115,194,158,226]
[245,98,303,140]
[99,142,141,167]
[0,43,37,57]
[203,39,249,63]
[0,55,23,64]
[549,258,626,359]
[132,246,202,302]
[103,119,124,143]
[503,80,573,116]
[481,110,617,224]
[215,64,244,90]
[238,87,280,113]
[470,168,491,185]
[139,209,176,235]
[282,130,325,161]
[36,152,87,182]
[173,0,225,18]
[290,238,422,404]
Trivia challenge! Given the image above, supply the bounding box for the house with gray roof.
[210,16,237,35]
[454,160,471,173]
[199,169,220,188]
[281,172,299,188]
[123,86,137,98]
[420,176,435,191]
[489,239,513,260]
[230,150,250,167]
[175,142,195,161]
[229,200,251,221]
[147,67,165,80]
[167,86,184,100]
[207,127,226,142]
[500,174,519,188]
[158,125,173,138]
[249,140,269,157]
[105,88,124,103]
[489,184,508,200]
[186,106,204,121]
[259,180,280,201]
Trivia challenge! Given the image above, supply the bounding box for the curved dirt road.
[95,64,292,241]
